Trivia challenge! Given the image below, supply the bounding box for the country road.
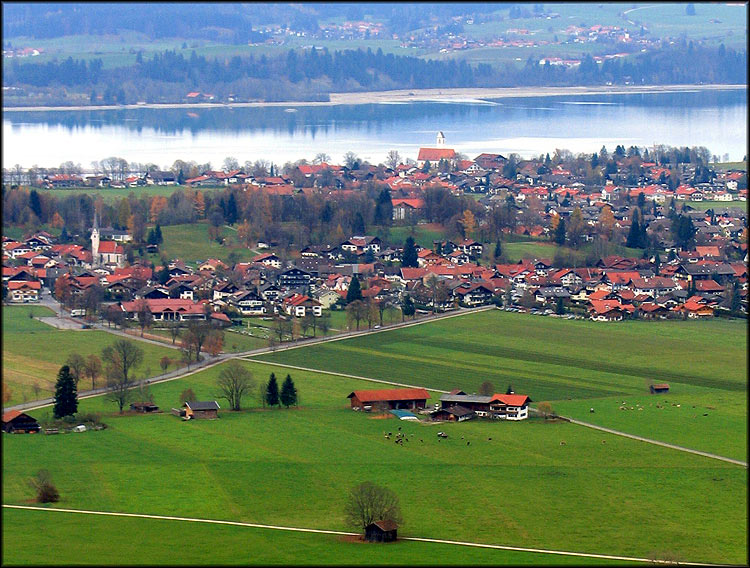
[5,302,494,413]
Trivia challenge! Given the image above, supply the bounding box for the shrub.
[29,470,60,503]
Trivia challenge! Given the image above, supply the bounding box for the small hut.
[650,383,670,394]
[130,402,160,413]
[183,401,220,419]
[2,410,41,434]
[364,520,398,542]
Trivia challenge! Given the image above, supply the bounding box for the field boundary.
[240,360,747,468]
[2,504,728,566]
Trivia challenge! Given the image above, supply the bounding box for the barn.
[184,401,220,419]
[650,383,670,394]
[365,520,398,542]
[347,388,430,411]
[2,410,41,434]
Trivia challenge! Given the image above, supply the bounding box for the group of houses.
[347,387,531,422]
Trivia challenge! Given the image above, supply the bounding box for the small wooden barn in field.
[650,383,670,394]
[183,401,220,419]
[347,388,430,411]
[2,410,41,434]
[365,520,398,542]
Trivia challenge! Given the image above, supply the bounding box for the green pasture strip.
[1,508,625,566]
[2,359,746,565]
[2,305,181,406]
[38,185,225,203]
[255,310,747,398]
[553,390,748,462]
[151,222,257,265]
[683,200,746,211]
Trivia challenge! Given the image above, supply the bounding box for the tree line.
[5,42,745,106]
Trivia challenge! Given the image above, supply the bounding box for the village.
[3,132,747,326]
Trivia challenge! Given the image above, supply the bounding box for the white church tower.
[91,210,100,266]
[436,131,445,146]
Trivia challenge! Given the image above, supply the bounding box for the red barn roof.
[347,388,430,403]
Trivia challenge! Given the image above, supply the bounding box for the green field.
[2,305,180,406]
[2,359,746,565]
[152,222,258,265]
[255,309,748,460]
[39,185,225,203]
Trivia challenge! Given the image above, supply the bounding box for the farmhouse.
[432,404,474,422]
[347,388,430,411]
[2,410,41,433]
[365,520,398,543]
[184,401,220,419]
[438,392,531,420]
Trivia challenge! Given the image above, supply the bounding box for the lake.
[2,88,746,170]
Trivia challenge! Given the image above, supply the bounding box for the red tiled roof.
[490,394,530,406]
[347,388,430,403]
[417,148,456,161]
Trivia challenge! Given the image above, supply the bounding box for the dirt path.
[2,505,728,566]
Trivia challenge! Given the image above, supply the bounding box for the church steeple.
[436,131,445,146]
[91,210,100,266]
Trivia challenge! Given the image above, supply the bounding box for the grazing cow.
[560,441,566,446]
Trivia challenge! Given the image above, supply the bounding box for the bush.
[29,469,60,503]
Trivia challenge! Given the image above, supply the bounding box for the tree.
[101,340,144,413]
[136,299,153,337]
[626,208,643,248]
[346,275,362,304]
[346,299,367,330]
[183,320,213,361]
[53,365,78,419]
[554,217,566,246]
[167,321,182,344]
[385,150,401,170]
[65,353,86,387]
[344,481,403,533]
[216,361,255,411]
[280,374,298,408]
[83,354,102,390]
[401,294,415,320]
[460,209,476,238]
[493,239,502,261]
[179,388,197,405]
[29,470,60,503]
[265,373,280,407]
[567,207,585,248]
[478,380,495,396]
[536,401,555,419]
[159,356,171,373]
[402,236,418,267]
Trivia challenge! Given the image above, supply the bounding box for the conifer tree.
[265,373,280,407]
[402,236,418,267]
[346,275,362,304]
[53,365,78,419]
[280,374,298,408]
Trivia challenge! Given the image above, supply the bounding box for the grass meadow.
[2,305,181,406]
[2,359,746,565]
[255,309,748,460]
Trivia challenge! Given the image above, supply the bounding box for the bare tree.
[313,153,331,165]
[28,470,60,503]
[216,361,256,411]
[344,481,403,533]
[83,354,102,390]
[167,321,182,344]
[183,320,214,361]
[136,299,153,337]
[385,150,401,170]
[346,300,367,330]
[65,353,86,387]
[102,339,144,413]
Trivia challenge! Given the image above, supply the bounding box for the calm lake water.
[2,89,747,170]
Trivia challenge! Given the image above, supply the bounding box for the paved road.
[562,417,747,467]
[6,303,494,413]
[2,505,729,566]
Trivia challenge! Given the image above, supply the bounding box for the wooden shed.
[2,410,41,434]
[184,401,220,419]
[130,402,160,413]
[650,383,670,394]
[364,520,398,542]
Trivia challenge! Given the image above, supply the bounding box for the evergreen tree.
[626,208,642,248]
[402,236,418,267]
[353,212,366,234]
[53,365,78,419]
[401,294,415,319]
[29,190,42,220]
[226,193,238,225]
[554,217,566,246]
[346,275,362,304]
[494,239,502,260]
[374,187,393,226]
[155,223,163,244]
[280,374,297,408]
[265,373,280,407]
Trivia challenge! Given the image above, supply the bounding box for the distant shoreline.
[2,83,745,112]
